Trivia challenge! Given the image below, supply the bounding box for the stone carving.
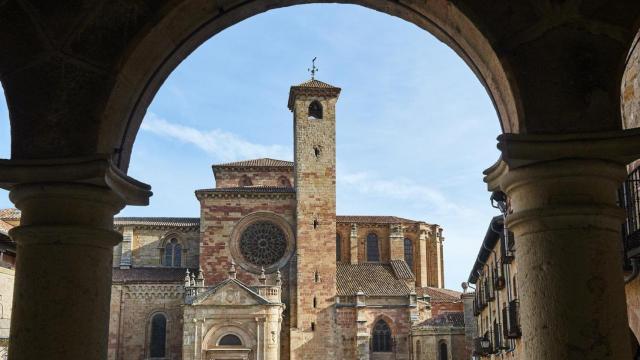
[240,221,287,266]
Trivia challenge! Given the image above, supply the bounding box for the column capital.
[484,129,640,191]
[0,155,151,206]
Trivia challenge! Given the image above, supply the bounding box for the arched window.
[372,320,392,352]
[149,313,167,358]
[308,100,323,119]
[404,238,413,269]
[218,334,242,346]
[336,234,342,262]
[278,176,291,187]
[164,238,182,267]
[439,341,448,360]
[239,175,253,187]
[366,233,380,262]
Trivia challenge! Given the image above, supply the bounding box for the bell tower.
[288,76,341,359]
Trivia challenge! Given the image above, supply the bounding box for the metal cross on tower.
[308,57,318,80]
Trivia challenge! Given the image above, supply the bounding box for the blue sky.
[0,4,502,290]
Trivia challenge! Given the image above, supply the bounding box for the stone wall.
[214,169,293,188]
[0,267,14,339]
[411,327,466,360]
[108,283,184,360]
[113,227,200,268]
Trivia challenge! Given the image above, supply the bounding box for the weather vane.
[308,57,318,80]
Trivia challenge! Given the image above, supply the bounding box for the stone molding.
[229,212,296,274]
[195,191,295,200]
[123,284,184,299]
[0,155,152,206]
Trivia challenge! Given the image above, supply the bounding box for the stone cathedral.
[105,78,460,360]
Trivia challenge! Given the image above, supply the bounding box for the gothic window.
[308,100,323,119]
[372,320,392,352]
[404,238,413,269]
[439,342,448,360]
[278,176,291,187]
[366,233,380,262]
[240,221,287,266]
[336,234,342,262]
[164,238,182,267]
[218,334,242,346]
[239,175,253,187]
[149,313,167,358]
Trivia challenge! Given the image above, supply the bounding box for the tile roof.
[196,186,295,194]
[114,217,200,227]
[0,220,13,235]
[418,312,465,327]
[287,78,342,110]
[390,260,415,280]
[294,79,340,89]
[0,208,20,220]
[214,158,293,168]
[336,215,420,224]
[336,263,412,297]
[424,287,463,303]
[112,267,189,283]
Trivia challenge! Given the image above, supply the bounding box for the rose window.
[240,221,287,266]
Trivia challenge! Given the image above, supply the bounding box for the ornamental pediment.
[192,279,268,306]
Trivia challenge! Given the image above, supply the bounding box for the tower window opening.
[366,233,380,262]
[313,146,321,158]
[336,234,342,262]
[311,322,316,331]
[239,175,253,187]
[278,176,291,187]
[313,219,319,229]
[314,271,320,283]
[313,297,317,308]
[308,100,323,119]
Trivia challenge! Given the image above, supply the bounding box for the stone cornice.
[497,129,640,168]
[484,129,640,191]
[114,225,199,232]
[0,155,152,206]
[195,191,295,200]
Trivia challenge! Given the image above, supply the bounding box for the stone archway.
[99,0,519,171]
[1,2,640,360]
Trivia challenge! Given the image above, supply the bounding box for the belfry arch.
[1,2,640,360]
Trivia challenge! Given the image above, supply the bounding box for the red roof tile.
[214,158,293,168]
[336,215,420,224]
[337,263,412,296]
[423,287,463,303]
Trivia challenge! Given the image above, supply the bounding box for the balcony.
[620,166,640,261]
[502,299,522,339]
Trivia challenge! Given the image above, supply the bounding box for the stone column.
[389,224,404,261]
[415,229,428,288]
[0,157,151,360]
[350,223,358,264]
[484,131,640,360]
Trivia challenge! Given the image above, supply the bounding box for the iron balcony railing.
[619,166,640,263]
[502,299,522,339]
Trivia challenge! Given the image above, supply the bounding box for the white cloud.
[141,112,291,161]
[338,167,475,218]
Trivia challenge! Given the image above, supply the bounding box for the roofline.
[467,215,503,284]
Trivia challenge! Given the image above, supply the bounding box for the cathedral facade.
[105,79,455,360]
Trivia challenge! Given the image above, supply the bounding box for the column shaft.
[8,184,124,360]
[503,159,630,360]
